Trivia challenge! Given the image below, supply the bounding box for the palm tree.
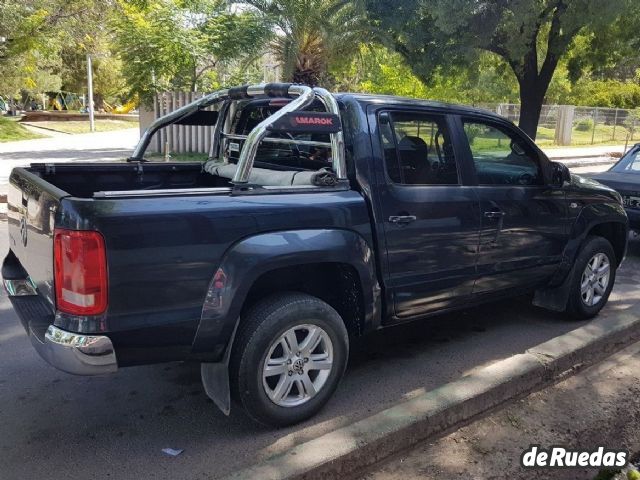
[242,0,365,86]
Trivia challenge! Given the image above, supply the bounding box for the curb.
[557,158,616,168]
[224,309,640,480]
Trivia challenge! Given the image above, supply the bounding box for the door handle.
[483,211,506,219]
[389,215,417,225]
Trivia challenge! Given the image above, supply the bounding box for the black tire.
[230,292,349,427]
[566,236,616,319]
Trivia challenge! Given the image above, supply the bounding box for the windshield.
[611,146,640,173]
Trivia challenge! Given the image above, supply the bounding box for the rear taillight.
[54,229,108,316]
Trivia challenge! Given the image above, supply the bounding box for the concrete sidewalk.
[0,128,139,192]
[542,144,630,160]
[364,340,640,480]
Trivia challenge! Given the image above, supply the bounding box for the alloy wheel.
[262,324,334,407]
[580,252,611,307]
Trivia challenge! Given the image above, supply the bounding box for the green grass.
[24,119,136,134]
[0,117,45,142]
[536,123,635,147]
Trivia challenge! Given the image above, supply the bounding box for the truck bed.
[26,162,231,198]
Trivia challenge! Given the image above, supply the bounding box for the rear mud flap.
[200,322,239,416]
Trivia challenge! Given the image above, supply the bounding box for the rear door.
[458,116,568,293]
[370,107,481,319]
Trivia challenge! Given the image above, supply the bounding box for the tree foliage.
[242,0,366,85]
[364,0,635,138]
[0,0,127,104]
[111,0,270,101]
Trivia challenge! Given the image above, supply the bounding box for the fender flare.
[534,202,627,311]
[194,229,380,414]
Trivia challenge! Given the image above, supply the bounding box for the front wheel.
[566,236,616,319]
[230,292,349,427]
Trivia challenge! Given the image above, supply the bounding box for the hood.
[589,171,640,196]
[569,173,623,204]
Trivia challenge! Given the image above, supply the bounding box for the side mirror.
[551,161,571,186]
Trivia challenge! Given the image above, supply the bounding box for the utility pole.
[86,54,95,132]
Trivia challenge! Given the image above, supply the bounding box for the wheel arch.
[557,203,628,282]
[534,204,628,312]
[192,228,381,362]
[195,229,380,416]
[587,221,627,267]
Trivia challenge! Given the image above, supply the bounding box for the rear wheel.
[566,236,616,319]
[230,292,348,426]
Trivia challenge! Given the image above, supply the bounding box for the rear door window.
[380,112,459,185]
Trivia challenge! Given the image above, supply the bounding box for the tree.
[242,0,366,85]
[111,0,270,101]
[0,0,124,105]
[364,0,634,138]
[566,10,640,83]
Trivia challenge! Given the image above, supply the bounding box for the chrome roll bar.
[232,84,315,183]
[313,87,346,180]
[131,89,230,161]
[130,83,347,183]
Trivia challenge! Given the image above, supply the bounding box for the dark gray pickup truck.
[3,83,628,426]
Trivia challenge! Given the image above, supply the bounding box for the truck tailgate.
[6,167,68,309]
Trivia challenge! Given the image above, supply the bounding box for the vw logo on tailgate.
[19,215,28,247]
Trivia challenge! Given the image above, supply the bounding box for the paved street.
[0,128,139,190]
[0,224,639,479]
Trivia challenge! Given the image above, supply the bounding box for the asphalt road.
[1,224,639,480]
[0,129,139,191]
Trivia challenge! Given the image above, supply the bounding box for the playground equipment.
[103,96,138,114]
[114,97,138,114]
[47,91,84,111]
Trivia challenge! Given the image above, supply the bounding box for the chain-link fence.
[481,103,640,146]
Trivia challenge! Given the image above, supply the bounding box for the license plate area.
[623,195,640,209]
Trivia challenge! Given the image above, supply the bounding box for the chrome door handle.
[389,215,417,225]
[484,211,506,219]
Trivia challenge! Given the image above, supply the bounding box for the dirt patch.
[362,342,640,480]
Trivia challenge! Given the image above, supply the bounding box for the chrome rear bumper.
[30,325,118,375]
[4,277,117,375]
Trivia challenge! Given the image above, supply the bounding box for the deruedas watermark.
[521,445,628,468]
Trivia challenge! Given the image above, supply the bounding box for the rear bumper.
[32,324,118,375]
[4,279,118,375]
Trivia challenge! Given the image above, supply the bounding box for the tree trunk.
[514,49,558,140]
[518,86,545,139]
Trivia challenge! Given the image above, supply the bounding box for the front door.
[373,109,481,319]
[459,117,568,294]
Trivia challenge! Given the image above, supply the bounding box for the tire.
[566,236,616,319]
[229,292,349,427]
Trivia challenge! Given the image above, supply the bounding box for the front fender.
[534,201,627,312]
[551,201,627,285]
[191,228,379,361]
